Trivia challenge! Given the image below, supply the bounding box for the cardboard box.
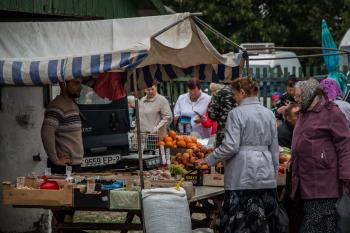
[203,174,224,187]
[2,182,73,206]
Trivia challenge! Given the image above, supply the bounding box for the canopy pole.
[193,16,245,52]
[151,12,203,39]
[133,70,147,233]
[249,51,349,60]
[132,70,145,190]
[245,46,350,53]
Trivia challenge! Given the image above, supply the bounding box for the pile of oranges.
[160,130,200,149]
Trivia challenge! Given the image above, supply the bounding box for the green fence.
[157,65,349,108]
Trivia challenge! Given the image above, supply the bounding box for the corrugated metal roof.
[0,0,165,19]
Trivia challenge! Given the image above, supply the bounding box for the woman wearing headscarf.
[205,77,279,233]
[320,77,350,125]
[291,78,350,233]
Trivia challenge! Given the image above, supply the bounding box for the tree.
[163,0,350,65]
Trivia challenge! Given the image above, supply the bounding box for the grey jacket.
[206,97,279,190]
[334,99,350,126]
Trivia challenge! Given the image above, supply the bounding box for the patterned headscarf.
[296,78,320,112]
[320,78,342,101]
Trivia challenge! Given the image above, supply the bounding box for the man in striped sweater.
[41,78,83,174]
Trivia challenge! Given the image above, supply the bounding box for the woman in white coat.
[205,77,279,233]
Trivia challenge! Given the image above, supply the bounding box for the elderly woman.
[205,77,279,233]
[174,78,211,138]
[291,78,350,233]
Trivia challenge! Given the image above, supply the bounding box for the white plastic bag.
[142,187,192,233]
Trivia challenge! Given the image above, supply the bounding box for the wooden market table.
[13,186,224,233]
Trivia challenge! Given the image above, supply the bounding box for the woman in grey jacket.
[205,77,279,233]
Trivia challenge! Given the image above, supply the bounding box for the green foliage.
[164,0,349,65]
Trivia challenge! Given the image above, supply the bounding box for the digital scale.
[121,153,161,170]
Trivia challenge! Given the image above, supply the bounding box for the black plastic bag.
[272,204,290,233]
[336,187,350,233]
[270,189,290,233]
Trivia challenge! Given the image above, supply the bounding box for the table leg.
[51,209,77,233]
[121,212,136,233]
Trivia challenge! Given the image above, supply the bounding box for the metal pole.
[193,16,246,51]
[245,46,350,53]
[249,52,349,60]
[151,12,203,39]
[169,80,175,129]
[132,69,147,233]
[133,69,144,190]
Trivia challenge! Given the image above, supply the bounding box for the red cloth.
[93,72,126,101]
[201,112,217,135]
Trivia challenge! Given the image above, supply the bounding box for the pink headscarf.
[320,78,342,101]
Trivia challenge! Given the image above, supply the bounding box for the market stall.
[1,12,239,233]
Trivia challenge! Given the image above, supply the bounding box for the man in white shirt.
[174,78,211,138]
[139,85,172,137]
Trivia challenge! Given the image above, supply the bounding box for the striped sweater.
[41,95,84,165]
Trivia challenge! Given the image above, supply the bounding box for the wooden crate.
[2,181,73,207]
[203,174,224,187]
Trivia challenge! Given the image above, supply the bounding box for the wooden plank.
[54,223,142,230]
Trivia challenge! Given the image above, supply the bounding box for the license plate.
[81,154,121,168]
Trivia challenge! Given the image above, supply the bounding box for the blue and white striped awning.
[125,63,240,90]
[0,14,241,87]
[0,50,148,86]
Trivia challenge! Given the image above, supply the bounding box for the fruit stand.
[0,12,242,233]
[3,174,224,233]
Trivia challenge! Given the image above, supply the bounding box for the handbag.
[270,190,290,233]
[336,183,350,233]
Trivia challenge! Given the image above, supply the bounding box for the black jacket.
[278,120,294,148]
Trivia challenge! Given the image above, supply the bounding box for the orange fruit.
[177,140,186,148]
[165,141,173,148]
[169,130,177,139]
[176,135,184,141]
[164,136,173,143]
[184,136,192,144]
[159,141,165,146]
[190,136,197,143]
[201,164,209,169]
[187,143,196,149]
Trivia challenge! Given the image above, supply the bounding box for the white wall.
[0,87,49,233]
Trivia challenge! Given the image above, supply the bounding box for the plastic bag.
[272,204,289,233]
[269,191,289,233]
[142,187,192,233]
[336,188,350,233]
